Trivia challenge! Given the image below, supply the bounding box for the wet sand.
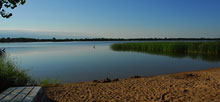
[45,67,220,102]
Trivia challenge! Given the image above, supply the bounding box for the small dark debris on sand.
[103,77,111,83]
[93,78,119,83]
[131,75,141,78]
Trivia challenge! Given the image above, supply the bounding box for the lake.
[1,41,220,83]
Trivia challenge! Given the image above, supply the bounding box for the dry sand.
[45,68,220,102]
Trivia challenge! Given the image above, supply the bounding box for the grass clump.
[40,78,60,87]
[0,51,32,92]
[111,41,220,62]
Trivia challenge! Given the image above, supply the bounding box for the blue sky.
[0,0,220,38]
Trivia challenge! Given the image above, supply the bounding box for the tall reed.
[0,51,31,92]
[111,41,220,62]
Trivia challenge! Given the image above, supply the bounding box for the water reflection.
[111,46,220,62]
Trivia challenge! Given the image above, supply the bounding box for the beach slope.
[45,68,220,102]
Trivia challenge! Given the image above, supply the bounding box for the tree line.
[0,37,220,42]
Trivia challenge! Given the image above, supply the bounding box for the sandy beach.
[45,68,220,102]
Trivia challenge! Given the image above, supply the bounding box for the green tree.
[0,0,26,18]
[52,37,56,41]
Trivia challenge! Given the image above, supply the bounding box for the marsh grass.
[0,50,61,92]
[111,41,220,62]
[0,53,32,92]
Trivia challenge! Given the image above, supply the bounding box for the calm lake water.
[1,41,220,83]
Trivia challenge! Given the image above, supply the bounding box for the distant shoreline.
[0,37,220,43]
